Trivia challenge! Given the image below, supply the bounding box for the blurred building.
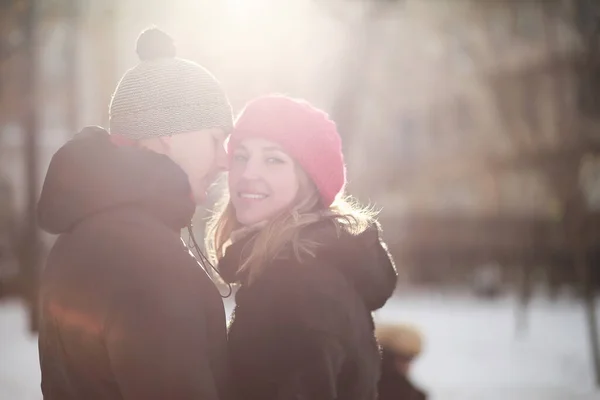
[333,0,600,288]
[346,1,584,217]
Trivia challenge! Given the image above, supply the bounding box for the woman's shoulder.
[299,217,382,249]
[295,217,397,311]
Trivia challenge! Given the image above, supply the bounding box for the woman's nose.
[241,158,262,179]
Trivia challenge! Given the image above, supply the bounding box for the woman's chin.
[233,210,254,226]
[236,216,264,227]
[234,210,270,228]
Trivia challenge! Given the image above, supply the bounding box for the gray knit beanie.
[109,28,233,140]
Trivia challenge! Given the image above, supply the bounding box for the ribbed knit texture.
[109,29,232,139]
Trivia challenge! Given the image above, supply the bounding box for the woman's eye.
[233,154,247,162]
[266,157,284,165]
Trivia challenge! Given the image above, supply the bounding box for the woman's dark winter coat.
[36,127,230,400]
[378,350,427,400]
[220,219,398,400]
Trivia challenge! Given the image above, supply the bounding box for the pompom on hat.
[227,95,346,207]
[109,27,233,140]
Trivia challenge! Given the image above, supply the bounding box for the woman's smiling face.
[228,138,301,226]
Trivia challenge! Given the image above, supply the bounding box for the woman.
[206,95,398,400]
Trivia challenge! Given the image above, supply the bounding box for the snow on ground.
[0,300,40,400]
[376,291,600,400]
[2,292,600,399]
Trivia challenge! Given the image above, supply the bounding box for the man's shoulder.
[79,209,181,249]
[67,210,201,279]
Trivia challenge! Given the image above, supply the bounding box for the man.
[36,28,232,400]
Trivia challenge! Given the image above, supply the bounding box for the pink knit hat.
[228,95,346,206]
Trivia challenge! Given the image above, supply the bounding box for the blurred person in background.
[36,28,233,400]
[206,95,398,400]
[376,323,427,400]
[472,262,503,300]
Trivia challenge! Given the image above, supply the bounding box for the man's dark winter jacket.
[219,219,398,400]
[36,127,229,400]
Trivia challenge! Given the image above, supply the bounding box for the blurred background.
[1,0,600,398]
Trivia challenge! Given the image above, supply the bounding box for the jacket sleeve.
[104,251,219,400]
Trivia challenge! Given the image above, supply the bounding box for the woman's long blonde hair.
[205,179,377,283]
